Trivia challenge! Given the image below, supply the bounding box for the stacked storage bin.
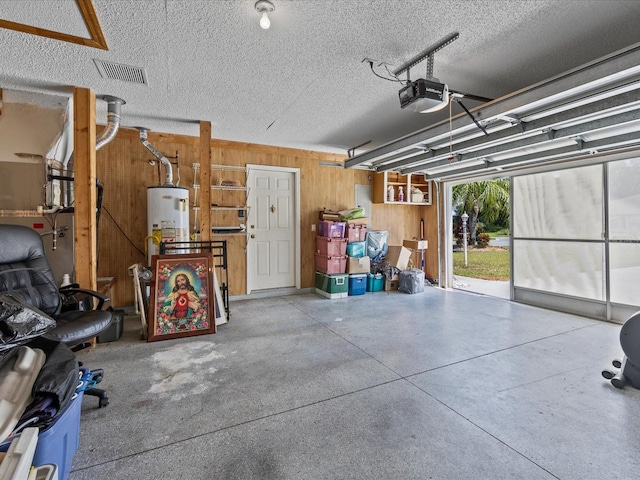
[345,224,367,245]
[345,223,369,296]
[315,221,348,299]
[348,273,367,296]
[366,272,384,292]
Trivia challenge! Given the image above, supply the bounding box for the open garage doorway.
[450,178,511,299]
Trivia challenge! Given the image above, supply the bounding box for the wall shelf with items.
[408,174,432,205]
[210,164,250,238]
[211,226,247,236]
[210,206,251,211]
[372,172,432,205]
[211,185,247,192]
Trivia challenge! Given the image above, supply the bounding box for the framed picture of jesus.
[148,253,216,342]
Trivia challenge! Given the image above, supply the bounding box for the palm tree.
[452,179,510,244]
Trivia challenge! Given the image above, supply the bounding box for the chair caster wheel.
[611,374,627,389]
[602,369,615,380]
[99,398,109,408]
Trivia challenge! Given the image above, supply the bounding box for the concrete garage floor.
[69,287,640,480]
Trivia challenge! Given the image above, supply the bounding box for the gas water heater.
[147,186,189,265]
[139,126,190,265]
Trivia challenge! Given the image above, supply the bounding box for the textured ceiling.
[1,0,640,157]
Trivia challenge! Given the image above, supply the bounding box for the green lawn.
[453,248,510,281]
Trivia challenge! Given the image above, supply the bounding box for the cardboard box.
[385,246,411,271]
[385,276,399,291]
[403,239,428,250]
[346,217,368,225]
[347,255,370,273]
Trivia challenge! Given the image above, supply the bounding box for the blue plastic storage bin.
[348,273,367,296]
[33,390,83,480]
[0,391,84,480]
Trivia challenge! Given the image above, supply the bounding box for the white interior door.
[246,166,298,292]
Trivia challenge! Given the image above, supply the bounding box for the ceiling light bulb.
[260,12,270,29]
[255,0,274,29]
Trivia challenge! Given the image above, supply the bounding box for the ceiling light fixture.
[255,0,275,29]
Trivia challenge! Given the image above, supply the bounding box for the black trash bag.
[25,335,79,417]
[0,293,56,352]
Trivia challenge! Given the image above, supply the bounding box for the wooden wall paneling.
[303,157,322,287]
[370,201,438,278]
[97,136,145,306]
[96,130,198,306]
[73,87,97,290]
[96,132,442,306]
[199,121,211,241]
[225,236,246,295]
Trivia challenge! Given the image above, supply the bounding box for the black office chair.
[0,224,113,407]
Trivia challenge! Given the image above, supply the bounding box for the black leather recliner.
[0,224,113,407]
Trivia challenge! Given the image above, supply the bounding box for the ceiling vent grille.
[93,59,148,85]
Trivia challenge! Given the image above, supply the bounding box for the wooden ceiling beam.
[0,0,108,50]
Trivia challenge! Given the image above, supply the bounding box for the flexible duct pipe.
[96,95,125,151]
[64,95,126,207]
[137,127,174,186]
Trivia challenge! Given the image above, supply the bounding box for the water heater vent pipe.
[137,127,173,186]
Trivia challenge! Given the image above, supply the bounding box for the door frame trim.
[245,164,301,294]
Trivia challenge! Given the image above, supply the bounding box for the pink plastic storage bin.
[345,224,367,242]
[315,253,347,274]
[316,236,348,256]
[318,221,346,238]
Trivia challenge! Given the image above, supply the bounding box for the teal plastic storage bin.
[346,241,366,258]
[348,273,367,296]
[366,273,384,292]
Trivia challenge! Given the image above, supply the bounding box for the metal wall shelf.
[211,206,250,211]
[211,185,247,191]
[211,164,247,172]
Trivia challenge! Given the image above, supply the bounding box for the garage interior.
[2,1,640,479]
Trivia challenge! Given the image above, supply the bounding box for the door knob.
[250,234,255,238]
[270,205,276,213]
